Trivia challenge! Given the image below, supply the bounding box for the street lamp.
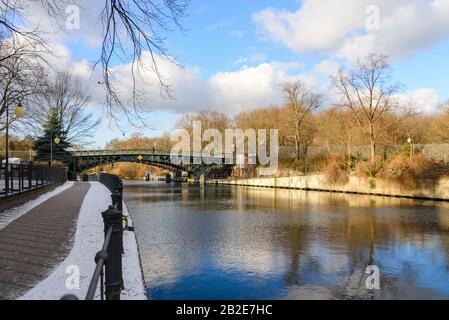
[407,137,414,161]
[14,102,25,118]
[50,128,61,167]
[4,99,25,195]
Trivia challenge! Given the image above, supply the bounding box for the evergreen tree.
[34,108,71,164]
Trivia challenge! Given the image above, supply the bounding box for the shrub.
[348,151,364,170]
[353,156,383,178]
[322,156,349,184]
[379,154,433,180]
[279,154,328,173]
[377,154,441,189]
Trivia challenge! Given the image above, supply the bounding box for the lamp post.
[407,137,414,161]
[4,99,25,195]
[50,128,61,167]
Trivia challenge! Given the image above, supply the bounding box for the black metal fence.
[0,163,67,199]
[99,173,122,194]
[62,173,124,300]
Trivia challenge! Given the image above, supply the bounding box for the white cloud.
[209,61,308,113]
[304,60,340,88]
[398,88,441,114]
[104,53,211,114]
[41,48,293,116]
[44,46,313,116]
[253,1,366,53]
[35,40,305,116]
[53,47,356,117]
[253,0,449,61]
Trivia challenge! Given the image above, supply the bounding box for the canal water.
[123,181,449,300]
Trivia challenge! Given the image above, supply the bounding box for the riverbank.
[17,182,146,300]
[209,174,449,201]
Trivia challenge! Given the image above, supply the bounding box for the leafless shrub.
[322,156,349,184]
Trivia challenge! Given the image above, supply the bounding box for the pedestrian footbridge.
[70,149,233,180]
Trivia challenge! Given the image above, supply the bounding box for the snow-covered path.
[19,182,146,300]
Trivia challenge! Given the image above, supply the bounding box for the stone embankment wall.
[209,175,449,201]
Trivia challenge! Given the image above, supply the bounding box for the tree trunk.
[347,130,352,169]
[370,139,376,163]
[369,123,376,163]
[347,130,352,158]
[302,144,308,159]
[295,138,301,160]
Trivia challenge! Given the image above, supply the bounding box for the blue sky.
[52,0,449,147]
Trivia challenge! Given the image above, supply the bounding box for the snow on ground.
[20,181,146,300]
[0,181,74,231]
[121,203,147,300]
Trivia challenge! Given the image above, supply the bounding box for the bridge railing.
[72,148,172,157]
[72,149,234,160]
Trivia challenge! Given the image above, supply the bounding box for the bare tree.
[436,100,449,140]
[28,71,99,145]
[282,81,321,159]
[331,54,411,163]
[176,109,231,150]
[0,36,48,130]
[177,109,231,133]
[317,107,361,158]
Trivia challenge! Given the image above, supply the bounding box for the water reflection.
[124,182,449,300]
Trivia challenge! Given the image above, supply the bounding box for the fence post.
[110,179,124,254]
[19,165,23,192]
[28,164,32,189]
[111,180,123,213]
[10,165,14,192]
[101,205,123,300]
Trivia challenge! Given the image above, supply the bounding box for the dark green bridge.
[70,149,234,180]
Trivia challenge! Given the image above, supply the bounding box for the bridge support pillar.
[194,173,205,185]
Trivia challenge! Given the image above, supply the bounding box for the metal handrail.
[99,172,122,193]
[72,148,234,159]
[85,225,113,300]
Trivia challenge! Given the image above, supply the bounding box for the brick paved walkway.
[0,183,91,300]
